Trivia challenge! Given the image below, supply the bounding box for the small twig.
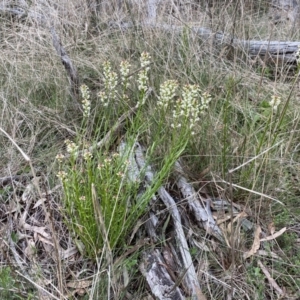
[257,260,284,296]
[0,5,79,102]
[15,271,62,300]
[95,105,139,150]
[0,127,30,161]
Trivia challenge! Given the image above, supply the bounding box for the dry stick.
[0,127,65,299]
[257,260,284,296]
[15,271,63,300]
[48,102,138,166]
[157,188,202,298]
[63,104,139,160]
[221,180,284,205]
[92,183,125,298]
[95,105,139,150]
[134,143,203,299]
[91,184,114,269]
[50,26,80,102]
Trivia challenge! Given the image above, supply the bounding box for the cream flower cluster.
[269,95,281,112]
[157,80,178,109]
[80,84,91,117]
[99,61,118,106]
[138,52,151,93]
[65,139,79,155]
[120,60,131,89]
[171,84,211,135]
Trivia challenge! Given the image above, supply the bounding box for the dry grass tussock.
[1,0,300,299]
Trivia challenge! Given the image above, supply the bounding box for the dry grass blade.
[257,260,284,296]
[222,180,284,205]
[0,127,30,162]
[260,227,287,242]
[243,225,261,260]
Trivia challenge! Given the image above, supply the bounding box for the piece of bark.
[174,162,223,241]
[157,187,202,297]
[140,249,185,300]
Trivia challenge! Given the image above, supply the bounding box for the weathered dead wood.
[119,140,204,298]
[140,249,185,300]
[116,9,300,66]
[50,26,80,101]
[134,143,203,299]
[147,23,300,64]
[156,187,203,298]
[174,161,223,241]
[140,0,300,64]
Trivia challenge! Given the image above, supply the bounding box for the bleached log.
[187,26,300,64]
[117,20,300,65]
[174,162,255,235]
[3,1,300,74]
[157,187,202,297]
[146,0,159,23]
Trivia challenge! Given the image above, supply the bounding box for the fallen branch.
[174,161,223,241]
[50,26,80,101]
[117,20,300,65]
[258,259,284,296]
[134,143,204,299]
